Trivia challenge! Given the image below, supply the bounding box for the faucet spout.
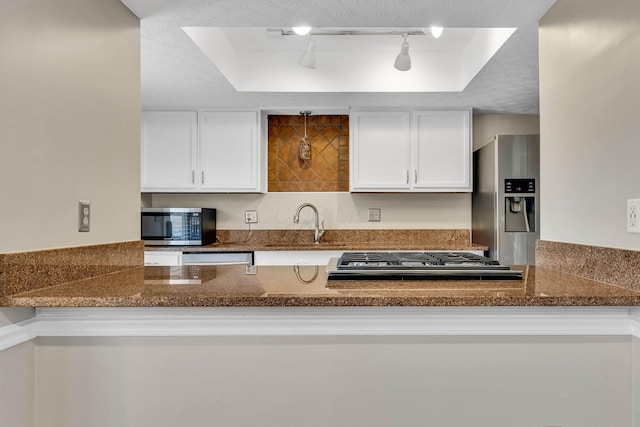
[293,203,325,244]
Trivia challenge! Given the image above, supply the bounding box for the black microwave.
[141,208,216,246]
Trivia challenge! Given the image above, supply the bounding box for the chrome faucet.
[293,203,325,244]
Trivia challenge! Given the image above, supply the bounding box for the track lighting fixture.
[286,28,444,71]
[299,37,316,69]
[393,33,411,71]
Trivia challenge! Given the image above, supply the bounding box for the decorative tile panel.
[268,115,349,192]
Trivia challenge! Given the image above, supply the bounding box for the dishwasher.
[181,251,254,266]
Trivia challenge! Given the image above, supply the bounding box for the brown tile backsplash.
[0,240,143,298]
[536,240,640,291]
[268,115,349,192]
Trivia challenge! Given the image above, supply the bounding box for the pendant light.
[299,111,312,160]
[393,33,411,71]
[299,37,316,69]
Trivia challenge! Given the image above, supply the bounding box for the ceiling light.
[299,38,316,69]
[430,26,444,39]
[292,26,312,36]
[394,33,411,72]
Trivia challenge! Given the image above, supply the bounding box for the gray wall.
[634,338,640,427]
[472,114,540,151]
[0,309,35,427]
[35,335,631,427]
[0,0,139,424]
[0,342,35,427]
[0,0,141,252]
[539,0,640,249]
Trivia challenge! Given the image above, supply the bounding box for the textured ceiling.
[121,0,557,114]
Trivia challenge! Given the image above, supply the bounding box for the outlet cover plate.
[628,199,640,233]
[245,210,258,224]
[78,201,90,232]
[368,208,381,222]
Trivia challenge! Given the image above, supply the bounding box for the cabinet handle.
[192,170,195,184]
[406,170,409,184]
[201,171,205,185]
[414,170,418,184]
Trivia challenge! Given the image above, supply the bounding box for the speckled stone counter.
[4,238,640,308]
[5,264,640,307]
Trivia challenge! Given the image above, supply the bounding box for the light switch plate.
[78,201,90,232]
[368,208,381,222]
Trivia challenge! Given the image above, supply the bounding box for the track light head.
[394,33,411,71]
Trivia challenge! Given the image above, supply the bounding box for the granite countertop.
[5,264,640,308]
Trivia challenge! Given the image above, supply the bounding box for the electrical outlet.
[368,208,381,222]
[245,265,257,275]
[245,210,258,224]
[78,201,90,232]
[628,199,640,233]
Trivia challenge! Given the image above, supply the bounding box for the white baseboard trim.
[0,318,37,351]
[2,306,640,351]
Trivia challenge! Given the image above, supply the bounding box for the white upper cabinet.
[141,110,262,193]
[141,111,198,191]
[350,111,411,191]
[350,110,471,192]
[413,111,471,191]
[199,111,259,192]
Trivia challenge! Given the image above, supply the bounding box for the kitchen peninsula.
[4,263,640,308]
[3,242,640,427]
[3,236,640,308]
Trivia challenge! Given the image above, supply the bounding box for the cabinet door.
[199,111,260,192]
[413,111,471,191]
[350,112,411,191]
[141,111,198,191]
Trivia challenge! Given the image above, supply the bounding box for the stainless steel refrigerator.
[472,135,540,265]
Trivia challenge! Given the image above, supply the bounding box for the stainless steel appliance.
[141,208,216,246]
[182,251,253,265]
[326,252,522,280]
[472,135,540,265]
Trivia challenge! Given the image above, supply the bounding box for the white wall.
[151,192,471,230]
[539,0,640,249]
[0,0,141,253]
[34,335,631,427]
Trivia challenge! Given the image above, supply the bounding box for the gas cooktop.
[326,252,523,280]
